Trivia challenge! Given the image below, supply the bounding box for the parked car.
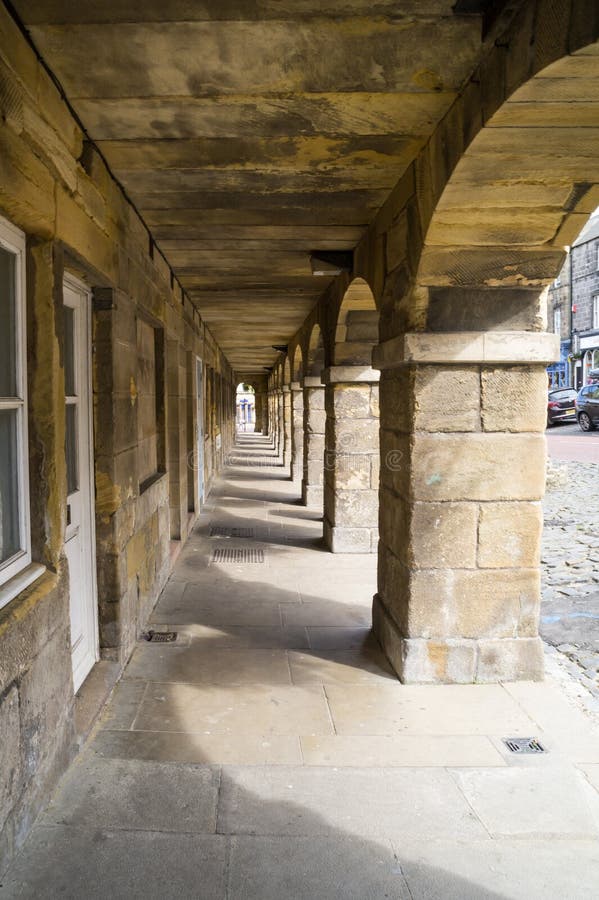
[576,383,599,431]
[547,387,577,427]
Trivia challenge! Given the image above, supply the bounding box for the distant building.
[571,215,599,388]
[546,255,571,388]
[546,212,599,388]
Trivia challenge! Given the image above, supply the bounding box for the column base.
[302,484,323,508]
[372,594,544,684]
[324,519,377,553]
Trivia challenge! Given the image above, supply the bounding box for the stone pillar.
[268,390,275,444]
[290,381,304,482]
[301,376,325,507]
[277,388,285,461]
[372,330,558,684]
[282,385,292,469]
[322,366,379,553]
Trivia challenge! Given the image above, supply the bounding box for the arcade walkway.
[2,436,599,898]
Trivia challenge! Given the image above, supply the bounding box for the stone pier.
[301,377,326,508]
[372,330,558,683]
[323,366,380,553]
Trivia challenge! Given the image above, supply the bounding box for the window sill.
[0,563,47,611]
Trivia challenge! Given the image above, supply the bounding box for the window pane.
[0,245,17,397]
[0,408,21,564]
[65,403,78,494]
[63,306,75,395]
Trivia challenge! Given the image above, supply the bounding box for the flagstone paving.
[2,435,599,899]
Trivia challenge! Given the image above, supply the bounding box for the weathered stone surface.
[478,502,542,569]
[481,366,547,432]
[409,501,478,569]
[324,486,378,528]
[0,688,21,835]
[326,384,371,418]
[414,366,480,432]
[411,433,546,501]
[406,569,540,640]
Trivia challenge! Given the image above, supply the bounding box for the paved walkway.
[2,435,599,898]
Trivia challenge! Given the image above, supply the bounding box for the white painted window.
[0,216,32,604]
[593,295,599,330]
[553,307,561,335]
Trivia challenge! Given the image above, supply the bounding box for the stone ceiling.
[14,1,486,371]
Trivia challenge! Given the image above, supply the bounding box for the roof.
[572,212,599,247]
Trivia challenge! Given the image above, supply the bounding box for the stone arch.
[393,40,599,334]
[283,355,292,387]
[333,277,378,365]
[372,35,599,684]
[305,323,325,377]
[291,343,304,383]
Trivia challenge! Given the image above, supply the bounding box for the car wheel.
[578,412,596,432]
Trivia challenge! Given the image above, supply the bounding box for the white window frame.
[0,215,32,604]
[593,295,599,330]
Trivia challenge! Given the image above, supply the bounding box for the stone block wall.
[323,379,380,553]
[301,381,326,508]
[0,5,234,872]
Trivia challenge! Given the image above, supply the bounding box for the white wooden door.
[63,275,98,692]
[196,358,204,505]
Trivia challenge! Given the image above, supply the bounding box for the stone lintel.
[321,365,380,385]
[373,332,560,369]
[304,376,324,388]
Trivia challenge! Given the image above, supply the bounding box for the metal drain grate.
[142,630,177,643]
[211,547,265,564]
[210,524,255,539]
[502,737,547,755]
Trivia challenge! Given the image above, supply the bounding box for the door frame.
[63,271,99,692]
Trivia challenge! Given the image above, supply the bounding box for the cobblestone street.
[542,457,599,712]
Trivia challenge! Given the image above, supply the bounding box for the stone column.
[372,330,558,684]
[290,381,304,482]
[268,388,278,450]
[277,388,285,461]
[282,385,292,469]
[322,366,380,553]
[301,376,325,507]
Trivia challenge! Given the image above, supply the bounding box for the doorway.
[63,274,99,693]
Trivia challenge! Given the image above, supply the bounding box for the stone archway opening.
[236,381,256,433]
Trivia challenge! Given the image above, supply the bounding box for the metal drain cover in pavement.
[502,737,547,754]
[210,524,255,539]
[142,630,177,643]
[211,547,265,564]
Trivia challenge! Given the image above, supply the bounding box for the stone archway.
[373,43,599,683]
